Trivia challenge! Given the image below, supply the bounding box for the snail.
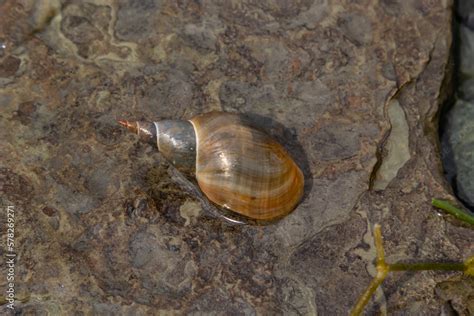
[119,112,304,221]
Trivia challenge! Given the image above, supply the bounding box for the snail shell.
[119,112,304,221]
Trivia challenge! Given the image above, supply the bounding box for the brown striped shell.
[119,112,304,221]
[190,112,304,220]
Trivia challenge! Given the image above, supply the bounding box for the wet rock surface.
[0,0,471,314]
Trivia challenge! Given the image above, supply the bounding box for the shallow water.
[0,1,470,314]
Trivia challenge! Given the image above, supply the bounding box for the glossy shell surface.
[189,112,304,220]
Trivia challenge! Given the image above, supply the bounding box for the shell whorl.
[189,112,304,220]
[154,120,196,175]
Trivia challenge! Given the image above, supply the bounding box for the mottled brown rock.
[0,0,471,315]
[0,55,21,77]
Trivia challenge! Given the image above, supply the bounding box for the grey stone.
[459,24,474,77]
[442,99,474,207]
